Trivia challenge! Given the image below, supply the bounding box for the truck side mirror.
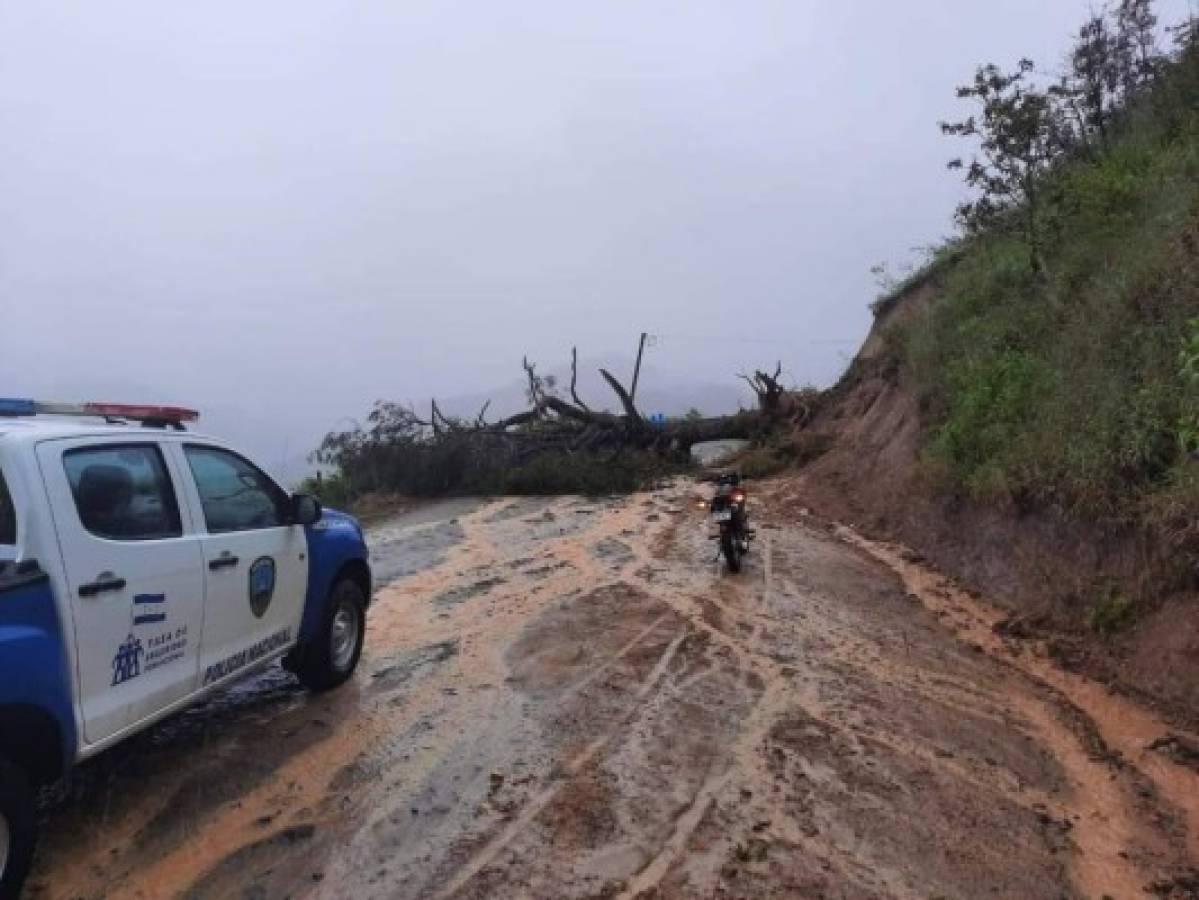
[291,493,322,527]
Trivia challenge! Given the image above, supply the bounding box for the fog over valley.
[3,0,1190,481]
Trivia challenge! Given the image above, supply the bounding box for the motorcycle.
[707,473,752,573]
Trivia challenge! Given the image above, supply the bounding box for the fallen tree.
[308,347,814,501]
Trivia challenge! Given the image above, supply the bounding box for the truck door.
[174,444,307,689]
[36,439,205,744]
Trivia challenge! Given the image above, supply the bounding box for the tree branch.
[570,346,591,412]
[737,372,764,399]
[599,368,643,422]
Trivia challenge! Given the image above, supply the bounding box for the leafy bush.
[298,472,353,509]
[1177,316,1199,452]
[930,350,1052,480]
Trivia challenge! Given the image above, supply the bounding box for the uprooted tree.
[309,348,814,499]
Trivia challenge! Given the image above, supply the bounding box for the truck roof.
[0,418,219,449]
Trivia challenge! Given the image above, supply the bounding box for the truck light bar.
[0,397,199,425]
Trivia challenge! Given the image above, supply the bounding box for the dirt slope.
[793,279,1199,730]
[27,484,1199,898]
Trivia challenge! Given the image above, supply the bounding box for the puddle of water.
[369,520,466,588]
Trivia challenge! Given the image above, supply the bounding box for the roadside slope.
[784,30,1199,728]
[788,275,1199,730]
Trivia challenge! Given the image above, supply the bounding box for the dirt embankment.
[791,279,1199,731]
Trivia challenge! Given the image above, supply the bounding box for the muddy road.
[27,480,1199,899]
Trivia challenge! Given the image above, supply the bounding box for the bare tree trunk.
[738,362,785,414]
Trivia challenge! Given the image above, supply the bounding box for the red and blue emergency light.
[0,397,199,426]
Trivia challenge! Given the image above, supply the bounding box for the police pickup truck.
[0,399,371,897]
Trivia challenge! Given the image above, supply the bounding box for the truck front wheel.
[293,578,367,692]
[0,757,36,900]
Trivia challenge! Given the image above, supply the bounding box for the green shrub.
[737,432,832,480]
[929,350,1051,481]
[1089,589,1138,637]
[298,472,353,509]
[1177,316,1199,453]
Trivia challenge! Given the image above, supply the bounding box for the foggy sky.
[2,1,1192,481]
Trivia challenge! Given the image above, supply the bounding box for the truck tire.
[0,757,36,900]
[294,577,366,692]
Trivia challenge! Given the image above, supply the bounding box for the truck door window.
[0,467,15,545]
[183,445,288,533]
[63,445,182,541]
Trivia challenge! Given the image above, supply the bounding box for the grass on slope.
[890,50,1199,578]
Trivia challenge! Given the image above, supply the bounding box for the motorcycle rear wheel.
[721,530,743,574]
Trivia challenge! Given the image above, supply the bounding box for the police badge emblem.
[248,556,276,618]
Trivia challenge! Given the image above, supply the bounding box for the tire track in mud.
[349,487,1193,898]
[616,507,946,897]
[312,491,701,899]
[835,521,1199,897]
[435,628,689,898]
[643,521,1051,896]
[618,531,779,899]
[413,491,758,898]
[32,484,1199,899]
[441,509,781,900]
[592,490,1190,898]
[461,496,861,898]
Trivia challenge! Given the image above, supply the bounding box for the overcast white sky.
[1,0,1192,479]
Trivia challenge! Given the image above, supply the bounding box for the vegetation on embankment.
[877,4,1199,602]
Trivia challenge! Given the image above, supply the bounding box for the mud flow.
[28,484,1199,898]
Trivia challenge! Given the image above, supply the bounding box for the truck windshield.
[0,466,14,545]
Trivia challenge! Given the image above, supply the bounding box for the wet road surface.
[28,481,1199,898]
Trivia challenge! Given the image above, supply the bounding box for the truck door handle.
[208,554,239,571]
[79,575,127,597]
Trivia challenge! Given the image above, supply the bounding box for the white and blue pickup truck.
[0,399,371,897]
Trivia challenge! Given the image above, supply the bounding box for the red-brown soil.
[25,484,1199,899]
